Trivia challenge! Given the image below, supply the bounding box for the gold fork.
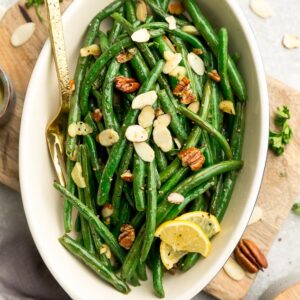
[45,0,70,187]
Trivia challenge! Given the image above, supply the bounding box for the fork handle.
[45,0,70,111]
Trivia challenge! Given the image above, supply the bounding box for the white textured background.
[0,0,300,299]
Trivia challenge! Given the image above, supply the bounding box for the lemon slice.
[160,242,187,270]
[176,211,221,239]
[155,220,211,256]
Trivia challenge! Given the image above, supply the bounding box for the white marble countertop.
[0,0,300,299]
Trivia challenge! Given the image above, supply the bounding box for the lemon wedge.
[155,220,211,256]
[176,211,221,239]
[160,242,187,270]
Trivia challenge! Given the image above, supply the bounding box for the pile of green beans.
[53,0,247,297]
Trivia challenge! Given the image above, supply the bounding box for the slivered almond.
[164,50,175,61]
[248,206,263,225]
[219,101,236,115]
[165,15,177,30]
[116,48,137,63]
[188,52,205,75]
[138,106,155,128]
[169,66,187,78]
[162,35,176,52]
[80,44,101,57]
[223,256,246,281]
[134,142,155,162]
[120,170,134,182]
[97,129,119,146]
[153,114,171,128]
[182,25,200,36]
[153,125,173,152]
[167,192,185,204]
[168,1,184,15]
[136,0,148,22]
[68,122,93,137]
[125,125,148,142]
[188,101,200,114]
[131,28,150,43]
[155,108,165,117]
[174,138,182,149]
[71,162,86,188]
[282,34,300,49]
[11,22,35,47]
[163,53,182,74]
[132,91,158,109]
[250,0,273,19]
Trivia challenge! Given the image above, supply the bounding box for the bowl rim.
[19,0,269,299]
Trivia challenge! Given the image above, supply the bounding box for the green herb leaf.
[275,106,290,127]
[292,203,300,216]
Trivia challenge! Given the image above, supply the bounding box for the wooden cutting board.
[1,2,300,299]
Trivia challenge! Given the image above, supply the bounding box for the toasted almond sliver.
[132,91,158,109]
[223,257,246,281]
[11,22,35,47]
[80,44,101,57]
[219,100,236,115]
[188,101,200,114]
[125,125,148,142]
[169,66,187,78]
[136,0,148,22]
[155,108,165,117]
[163,53,182,74]
[165,15,177,30]
[250,0,273,19]
[168,192,185,204]
[282,34,300,49]
[98,129,119,146]
[164,50,175,61]
[153,114,171,128]
[181,25,200,36]
[71,162,86,188]
[174,138,182,149]
[134,142,155,162]
[248,206,263,225]
[153,125,173,152]
[68,122,93,138]
[131,28,151,43]
[187,52,205,76]
[138,106,155,128]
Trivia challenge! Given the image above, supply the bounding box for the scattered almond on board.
[11,22,36,47]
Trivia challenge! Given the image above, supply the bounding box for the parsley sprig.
[25,0,45,21]
[269,106,293,155]
[292,203,300,216]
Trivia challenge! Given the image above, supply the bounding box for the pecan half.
[115,76,140,94]
[118,224,135,250]
[208,69,221,82]
[168,1,184,15]
[234,239,268,273]
[178,147,205,171]
[120,170,134,182]
[173,76,196,104]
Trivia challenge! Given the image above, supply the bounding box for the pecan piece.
[208,69,221,82]
[115,48,136,63]
[118,224,135,250]
[234,239,268,273]
[92,108,103,122]
[115,76,140,94]
[173,76,196,104]
[120,170,134,182]
[168,1,184,15]
[178,147,205,171]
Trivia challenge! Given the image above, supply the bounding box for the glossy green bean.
[64,158,75,232]
[108,7,124,44]
[151,242,165,298]
[98,30,109,53]
[154,144,168,173]
[137,260,148,281]
[125,0,137,23]
[133,154,146,212]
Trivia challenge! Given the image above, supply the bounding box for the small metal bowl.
[0,66,16,127]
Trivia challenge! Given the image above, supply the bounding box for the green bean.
[121,227,145,280]
[80,37,133,117]
[97,59,163,206]
[102,60,121,131]
[177,106,233,159]
[212,103,246,221]
[161,0,169,11]
[59,235,129,294]
[182,0,247,101]
[63,159,75,232]
[133,153,146,212]
[209,174,224,218]
[141,161,158,262]
[218,28,233,101]
[75,213,81,232]
[123,183,136,209]
[154,144,168,173]
[137,260,148,281]
[108,7,124,44]
[144,0,188,27]
[128,273,140,287]
[54,183,126,262]
[112,199,131,238]
[190,194,207,212]
[131,212,145,230]
[151,241,165,298]
[125,0,137,23]
[158,90,188,143]
[111,143,134,224]
[119,63,135,106]
[130,50,150,83]
[98,30,109,53]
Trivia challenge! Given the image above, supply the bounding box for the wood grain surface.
[274,283,300,300]
[0,2,299,300]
